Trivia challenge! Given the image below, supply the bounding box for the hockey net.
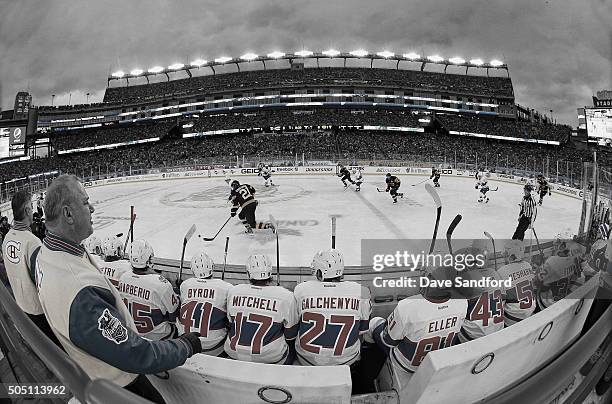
[578,155,612,241]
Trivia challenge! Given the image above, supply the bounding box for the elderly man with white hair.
[35,174,202,403]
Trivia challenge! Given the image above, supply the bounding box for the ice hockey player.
[582,223,610,279]
[367,265,467,386]
[83,235,103,256]
[455,243,506,342]
[225,254,298,364]
[535,238,585,311]
[497,240,536,326]
[102,234,124,261]
[293,249,372,367]
[177,251,232,356]
[536,174,551,206]
[475,171,491,203]
[229,180,274,234]
[430,167,441,187]
[94,237,131,288]
[258,164,275,187]
[338,164,356,188]
[385,173,404,203]
[353,169,364,192]
[118,239,180,340]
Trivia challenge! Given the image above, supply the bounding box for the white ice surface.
[87,175,581,266]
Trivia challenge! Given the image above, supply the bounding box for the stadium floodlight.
[267,51,285,58]
[469,58,484,66]
[168,63,185,70]
[130,69,144,76]
[111,70,125,78]
[350,49,369,57]
[490,59,504,67]
[403,52,421,60]
[322,49,341,57]
[240,53,259,61]
[448,57,466,65]
[148,66,164,73]
[427,55,444,63]
[295,50,313,57]
[190,59,207,67]
[215,56,232,63]
[377,50,395,58]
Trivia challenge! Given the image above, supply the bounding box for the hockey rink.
[86,175,582,266]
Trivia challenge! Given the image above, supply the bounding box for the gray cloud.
[1,0,610,124]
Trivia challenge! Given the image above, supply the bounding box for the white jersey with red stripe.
[375,294,467,374]
[293,280,372,366]
[92,256,131,288]
[496,260,536,326]
[225,283,298,364]
[117,272,180,340]
[458,267,506,342]
[178,277,232,355]
[536,254,583,310]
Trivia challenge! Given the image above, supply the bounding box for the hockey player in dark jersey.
[229,180,274,234]
[385,173,404,203]
[338,165,356,188]
[536,175,551,206]
[430,167,441,187]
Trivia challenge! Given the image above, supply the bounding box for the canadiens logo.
[98,308,128,344]
[4,240,21,264]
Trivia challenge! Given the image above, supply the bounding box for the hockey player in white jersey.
[258,164,275,187]
[353,169,364,192]
[118,239,180,340]
[536,239,585,311]
[368,266,467,384]
[225,254,298,364]
[497,240,536,326]
[178,251,232,356]
[293,249,372,366]
[92,236,131,287]
[475,171,491,203]
[83,235,102,256]
[102,234,124,261]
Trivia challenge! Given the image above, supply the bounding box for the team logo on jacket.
[98,308,128,344]
[5,240,21,264]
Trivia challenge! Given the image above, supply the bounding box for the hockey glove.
[178,332,202,355]
[230,207,238,217]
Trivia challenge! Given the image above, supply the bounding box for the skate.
[355,187,360,192]
[264,222,276,233]
[244,227,254,234]
[393,198,398,204]
[399,193,404,198]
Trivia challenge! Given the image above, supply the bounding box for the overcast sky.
[1,0,610,124]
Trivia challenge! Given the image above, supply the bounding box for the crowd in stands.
[104,67,514,104]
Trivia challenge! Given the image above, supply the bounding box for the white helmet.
[103,236,124,259]
[191,251,215,278]
[504,240,524,262]
[246,254,273,280]
[129,239,154,269]
[84,235,102,255]
[311,249,344,281]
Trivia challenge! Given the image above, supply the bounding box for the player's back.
[118,272,179,340]
[178,277,232,355]
[293,280,371,366]
[225,283,298,364]
[497,260,536,325]
[582,239,608,279]
[388,294,467,373]
[94,257,131,288]
[537,254,582,310]
[230,184,256,206]
[458,267,506,342]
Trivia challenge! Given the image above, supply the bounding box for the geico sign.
[305,167,333,172]
[240,168,259,174]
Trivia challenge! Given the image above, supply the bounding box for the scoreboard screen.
[0,126,27,159]
[585,108,612,140]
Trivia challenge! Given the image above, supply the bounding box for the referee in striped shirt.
[512,184,537,241]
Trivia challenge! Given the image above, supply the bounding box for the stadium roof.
[108,49,509,84]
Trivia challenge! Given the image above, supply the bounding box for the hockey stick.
[199,216,232,241]
[412,178,429,187]
[446,214,462,255]
[484,231,497,271]
[269,215,280,285]
[122,206,136,257]
[221,236,230,281]
[178,224,197,286]
[531,227,544,259]
[331,216,337,249]
[376,187,387,193]
[425,183,442,254]
[488,187,499,192]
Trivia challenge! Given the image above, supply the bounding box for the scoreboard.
[0,125,26,159]
[585,107,612,141]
